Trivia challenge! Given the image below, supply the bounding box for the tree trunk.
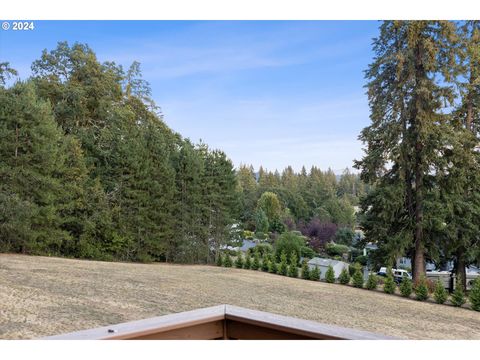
[456,246,467,291]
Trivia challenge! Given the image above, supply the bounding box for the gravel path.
[1,254,479,339]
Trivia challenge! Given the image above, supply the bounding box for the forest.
[0,42,362,264]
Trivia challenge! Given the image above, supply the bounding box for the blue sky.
[0,21,379,173]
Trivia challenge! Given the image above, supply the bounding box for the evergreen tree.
[301,259,310,280]
[383,269,396,294]
[261,253,269,272]
[251,250,260,270]
[268,258,278,274]
[469,278,480,311]
[223,253,233,268]
[310,266,320,281]
[288,252,298,277]
[278,250,288,276]
[235,253,244,269]
[366,273,378,290]
[244,253,252,269]
[451,281,466,307]
[415,276,429,301]
[325,265,336,283]
[400,275,413,297]
[433,279,448,304]
[352,269,364,288]
[216,253,223,267]
[338,268,350,285]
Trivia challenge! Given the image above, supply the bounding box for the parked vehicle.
[377,267,412,284]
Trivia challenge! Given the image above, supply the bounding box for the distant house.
[307,258,349,280]
[236,239,258,253]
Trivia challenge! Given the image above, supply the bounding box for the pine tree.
[235,253,244,269]
[279,251,288,276]
[400,276,413,297]
[244,254,252,269]
[415,276,429,301]
[310,266,320,281]
[338,268,350,285]
[261,253,269,272]
[469,278,480,311]
[223,253,233,267]
[383,269,396,294]
[288,252,298,278]
[451,284,466,307]
[366,273,378,290]
[433,279,447,304]
[325,265,336,283]
[216,253,223,267]
[252,250,260,270]
[268,259,278,274]
[352,269,364,288]
[301,259,310,280]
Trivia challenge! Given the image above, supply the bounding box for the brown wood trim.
[127,320,224,340]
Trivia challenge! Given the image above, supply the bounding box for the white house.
[307,258,349,280]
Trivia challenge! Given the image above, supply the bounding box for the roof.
[238,239,257,252]
[307,257,348,267]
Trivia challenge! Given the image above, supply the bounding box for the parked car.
[377,267,412,284]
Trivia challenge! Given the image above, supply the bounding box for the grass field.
[1,254,480,339]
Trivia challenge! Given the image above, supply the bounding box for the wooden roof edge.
[224,305,398,340]
[42,304,226,340]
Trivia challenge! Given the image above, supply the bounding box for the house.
[236,239,258,253]
[307,257,349,280]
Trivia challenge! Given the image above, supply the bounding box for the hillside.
[1,254,479,339]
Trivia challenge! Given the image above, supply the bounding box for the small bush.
[300,246,316,259]
[244,254,252,269]
[251,250,260,270]
[355,255,368,266]
[399,276,413,297]
[414,276,429,301]
[223,254,233,267]
[433,279,447,304]
[234,253,244,268]
[288,252,298,278]
[247,243,273,257]
[325,243,350,257]
[254,231,267,240]
[310,266,320,281]
[349,263,362,277]
[469,278,480,311]
[383,269,396,294]
[261,254,269,272]
[338,268,350,285]
[451,285,466,307]
[352,269,364,288]
[243,230,254,240]
[325,265,336,283]
[216,254,223,267]
[268,260,278,274]
[278,251,288,276]
[366,273,378,290]
[301,259,310,280]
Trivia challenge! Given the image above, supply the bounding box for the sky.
[0,21,380,173]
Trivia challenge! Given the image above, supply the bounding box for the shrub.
[300,246,316,259]
[254,231,267,240]
[310,266,320,281]
[383,269,396,294]
[355,255,368,266]
[216,253,223,267]
[234,253,244,268]
[338,268,350,285]
[349,262,362,277]
[251,250,260,270]
[268,260,278,274]
[288,252,298,278]
[223,254,233,268]
[325,265,336,283]
[278,251,288,276]
[243,230,254,240]
[399,276,413,297]
[301,259,310,280]
[261,253,269,272]
[433,279,447,304]
[366,273,378,290]
[244,254,252,269]
[451,285,466,307]
[274,232,305,262]
[247,243,273,257]
[352,269,364,288]
[469,278,480,311]
[325,243,350,257]
[414,276,429,301]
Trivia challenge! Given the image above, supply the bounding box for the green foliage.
[254,231,267,240]
[247,243,273,257]
[399,276,413,297]
[325,265,336,283]
[243,230,254,240]
[288,252,298,277]
[469,278,480,311]
[254,208,269,234]
[325,243,350,257]
[278,250,288,276]
[310,266,320,281]
[352,269,364,288]
[451,285,466,307]
[261,253,269,272]
[274,231,305,262]
[256,192,282,231]
[243,254,252,269]
[216,253,223,267]
[251,250,260,270]
[301,259,310,280]
[366,273,378,290]
[433,279,447,304]
[335,227,355,246]
[300,246,316,259]
[223,254,233,268]
[414,276,429,301]
[338,268,350,285]
[268,258,278,274]
[234,253,244,269]
[383,270,396,294]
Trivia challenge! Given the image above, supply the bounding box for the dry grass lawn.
[1,254,480,339]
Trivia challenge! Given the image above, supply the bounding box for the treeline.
[0,42,238,263]
[236,164,366,236]
[356,21,480,290]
